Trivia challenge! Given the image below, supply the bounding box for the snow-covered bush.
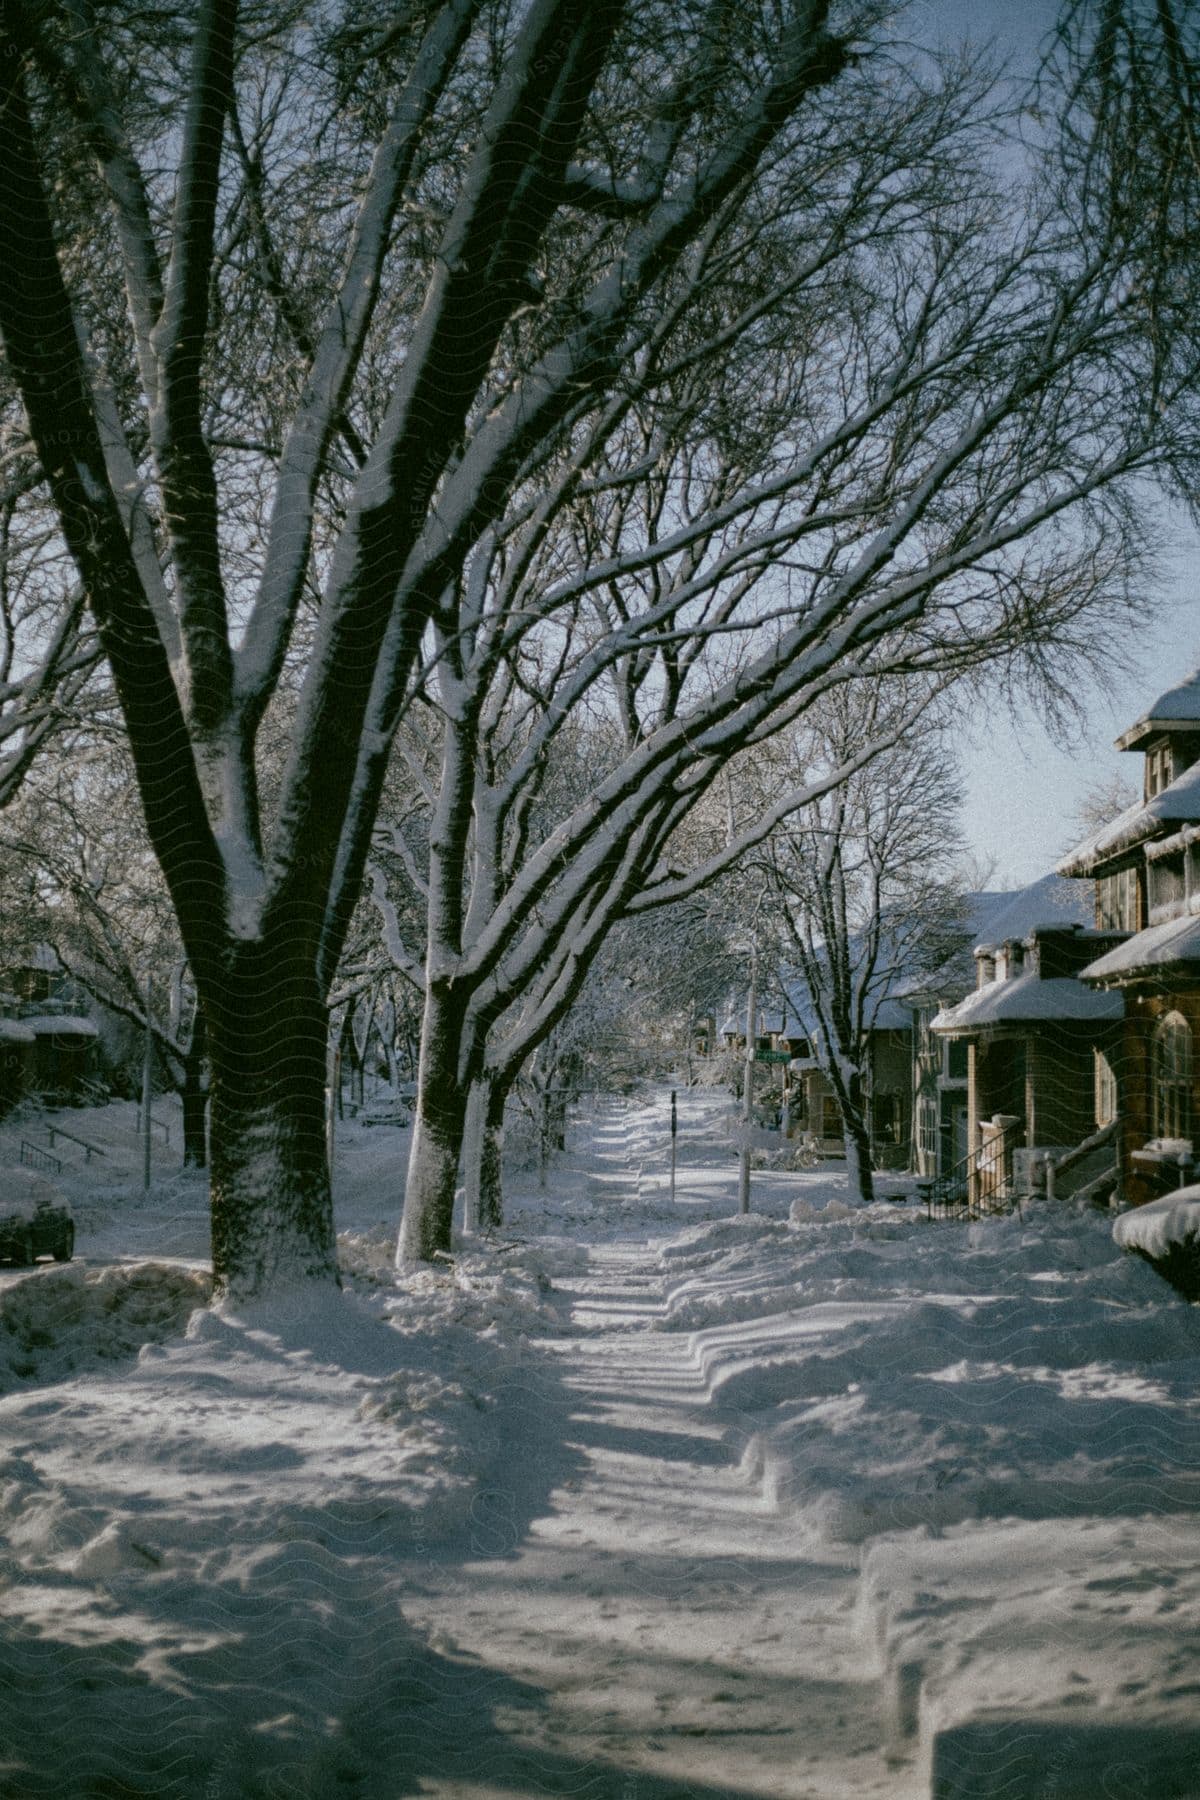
[1114,1188,1200,1301]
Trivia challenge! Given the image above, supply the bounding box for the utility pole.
[737,945,758,1215]
[669,1088,677,1205]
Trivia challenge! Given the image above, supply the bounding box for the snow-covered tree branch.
[0,0,1190,1290]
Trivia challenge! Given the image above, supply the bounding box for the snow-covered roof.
[931,969,1122,1034]
[778,889,1023,1034]
[778,984,910,1039]
[0,1018,36,1043]
[1114,666,1200,751]
[1080,912,1200,984]
[972,872,1094,949]
[1059,761,1200,875]
[21,1013,99,1038]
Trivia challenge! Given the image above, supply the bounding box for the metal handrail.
[43,1121,106,1161]
[19,1140,62,1176]
[918,1130,1018,1220]
[135,1109,170,1145]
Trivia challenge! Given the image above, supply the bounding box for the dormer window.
[1146,740,1173,798]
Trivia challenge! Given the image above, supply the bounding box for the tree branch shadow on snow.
[0,1273,600,1799]
[930,1718,1200,1800]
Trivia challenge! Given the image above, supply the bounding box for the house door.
[950,1104,969,1172]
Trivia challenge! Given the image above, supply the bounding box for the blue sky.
[912,0,1200,885]
[958,564,1200,886]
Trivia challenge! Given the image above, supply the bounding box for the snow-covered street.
[2,1086,1200,1797]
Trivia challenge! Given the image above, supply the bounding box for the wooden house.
[901,889,1020,1183]
[1060,668,1200,1205]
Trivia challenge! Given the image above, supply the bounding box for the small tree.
[742,686,968,1201]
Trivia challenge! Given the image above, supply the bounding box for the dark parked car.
[0,1195,74,1265]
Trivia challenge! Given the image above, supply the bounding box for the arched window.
[1154,1012,1192,1141]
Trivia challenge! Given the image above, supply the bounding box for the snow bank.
[660,1199,1200,1543]
[641,1128,1200,1794]
[0,1262,209,1390]
[858,1517,1200,1794]
[0,1227,577,1796]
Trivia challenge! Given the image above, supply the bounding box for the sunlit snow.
[0,1088,1197,1798]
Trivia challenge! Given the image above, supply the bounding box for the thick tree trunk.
[463,1073,507,1232]
[396,983,469,1264]
[205,957,339,1298]
[840,1073,875,1205]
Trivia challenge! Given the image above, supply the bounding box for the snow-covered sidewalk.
[394,1234,904,1799]
[2,1086,1200,1797]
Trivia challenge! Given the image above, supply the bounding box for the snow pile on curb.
[651,1185,1200,1793]
[660,1200,1200,1542]
[0,1261,210,1390]
[0,1241,571,1797]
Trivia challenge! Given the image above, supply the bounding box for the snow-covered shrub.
[1114,1188,1200,1301]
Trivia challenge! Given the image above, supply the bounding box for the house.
[0,947,101,1106]
[768,889,1020,1169]
[773,984,915,1164]
[1059,666,1200,1205]
[901,889,1019,1183]
[931,882,1124,1205]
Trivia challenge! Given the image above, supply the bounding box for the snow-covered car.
[0,1169,75,1265]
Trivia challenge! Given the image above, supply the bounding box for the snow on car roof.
[1113,1186,1200,1258]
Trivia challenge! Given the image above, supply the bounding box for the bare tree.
[0,752,210,1160]
[739,686,966,1201]
[384,46,1188,1259]
[0,0,872,1294]
[0,1,1187,1289]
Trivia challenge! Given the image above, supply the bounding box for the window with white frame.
[1153,1012,1192,1141]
